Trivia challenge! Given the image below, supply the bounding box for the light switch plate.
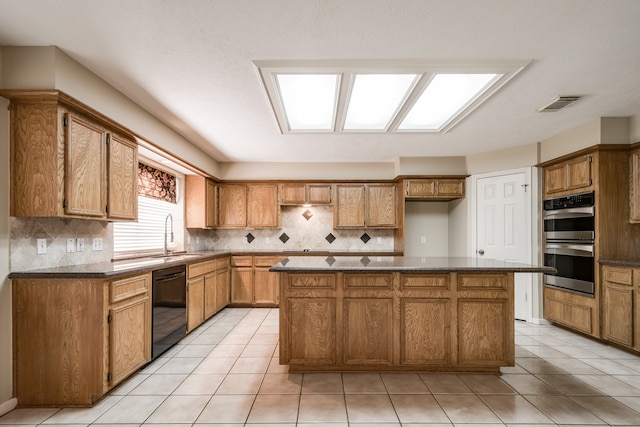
[66,238,76,253]
[92,238,103,251]
[36,238,47,255]
[76,238,84,252]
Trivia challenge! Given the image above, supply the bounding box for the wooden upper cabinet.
[4,91,138,221]
[185,175,218,228]
[107,133,138,221]
[335,183,397,228]
[248,184,280,227]
[630,147,640,223]
[280,183,332,205]
[543,154,593,198]
[366,184,397,228]
[404,177,465,201]
[335,184,366,227]
[218,184,247,227]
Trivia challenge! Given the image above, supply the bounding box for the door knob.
[478,249,485,255]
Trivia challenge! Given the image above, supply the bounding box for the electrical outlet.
[36,238,47,255]
[420,236,426,244]
[376,237,382,244]
[265,237,270,244]
[67,238,76,253]
[76,238,85,252]
[92,238,103,251]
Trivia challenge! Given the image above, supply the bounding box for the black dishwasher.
[152,264,187,358]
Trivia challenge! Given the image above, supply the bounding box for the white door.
[475,170,532,321]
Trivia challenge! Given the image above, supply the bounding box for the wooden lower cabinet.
[601,264,636,350]
[543,286,599,337]
[231,255,281,307]
[188,257,231,331]
[279,271,514,372]
[12,273,151,407]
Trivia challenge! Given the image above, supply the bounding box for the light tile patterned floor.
[2,307,640,426]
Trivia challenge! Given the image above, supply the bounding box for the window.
[113,161,185,257]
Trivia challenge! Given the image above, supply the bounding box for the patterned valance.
[138,163,177,203]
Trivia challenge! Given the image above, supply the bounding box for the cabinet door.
[335,184,365,227]
[566,155,592,191]
[307,184,332,204]
[405,179,436,197]
[436,179,465,198]
[544,163,567,195]
[248,184,279,227]
[107,133,138,220]
[205,179,218,227]
[366,184,396,227]
[215,267,230,312]
[109,297,150,386]
[218,184,247,227]
[203,273,217,319]
[254,267,278,306]
[187,277,205,332]
[281,183,306,205]
[231,267,253,305]
[343,298,393,365]
[65,113,107,217]
[630,149,640,223]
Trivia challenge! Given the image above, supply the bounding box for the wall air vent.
[538,96,581,112]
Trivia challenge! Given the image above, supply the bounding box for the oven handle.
[543,206,594,219]
[545,244,594,257]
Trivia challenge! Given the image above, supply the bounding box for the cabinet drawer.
[110,273,150,304]
[603,266,633,286]
[188,260,216,279]
[216,257,230,270]
[255,256,281,267]
[232,256,253,267]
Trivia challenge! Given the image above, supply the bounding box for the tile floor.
[2,307,640,426]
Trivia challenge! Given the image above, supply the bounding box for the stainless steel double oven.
[543,191,595,295]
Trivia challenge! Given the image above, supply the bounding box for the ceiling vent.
[538,96,581,112]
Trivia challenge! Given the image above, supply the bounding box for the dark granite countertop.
[8,250,404,279]
[270,256,555,273]
[599,259,640,267]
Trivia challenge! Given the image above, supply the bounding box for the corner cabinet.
[12,273,151,407]
[185,175,218,228]
[4,90,138,220]
[334,183,397,228]
[231,255,282,307]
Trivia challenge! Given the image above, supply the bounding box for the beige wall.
[0,96,14,412]
[1,46,221,178]
[540,117,631,163]
[631,113,640,143]
[404,202,449,257]
[466,143,540,175]
[395,157,467,176]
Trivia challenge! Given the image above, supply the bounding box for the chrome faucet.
[164,213,174,256]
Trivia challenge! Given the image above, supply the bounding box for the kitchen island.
[271,256,553,373]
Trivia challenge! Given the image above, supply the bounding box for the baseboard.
[527,317,551,325]
[0,398,17,417]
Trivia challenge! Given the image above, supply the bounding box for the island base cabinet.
[279,271,514,372]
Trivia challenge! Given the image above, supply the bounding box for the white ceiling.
[1,0,639,163]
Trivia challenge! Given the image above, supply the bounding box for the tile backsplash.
[10,206,395,271]
[186,205,394,252]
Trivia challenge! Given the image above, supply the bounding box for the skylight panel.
[398,73,499,130]
[276,74,339,131]
[344,74,418,130]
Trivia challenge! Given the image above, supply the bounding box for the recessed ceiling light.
[255,59,530,134]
